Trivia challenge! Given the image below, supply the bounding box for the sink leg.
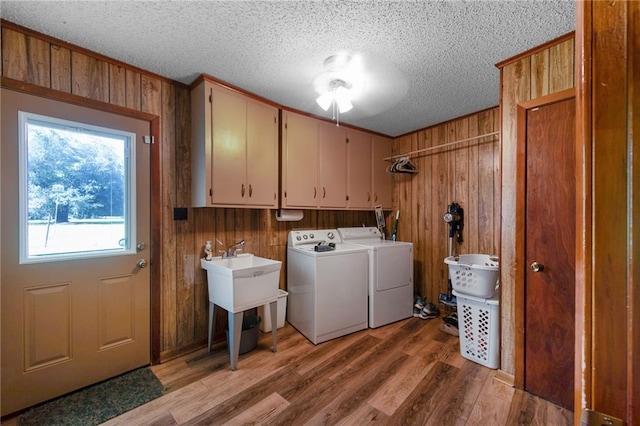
[269,300,278,352]
[208,302,216,352]
[228,311,243,370]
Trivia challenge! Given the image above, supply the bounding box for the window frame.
[18,111,138,264]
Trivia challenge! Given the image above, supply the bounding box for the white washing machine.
[338,227,414,328]
[287,229,369,344]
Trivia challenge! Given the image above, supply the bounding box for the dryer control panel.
[338,227,383,242]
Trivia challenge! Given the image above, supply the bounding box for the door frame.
[1,77,162,364]
[513,87,576,389]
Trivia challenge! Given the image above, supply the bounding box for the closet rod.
[385,131,500,161]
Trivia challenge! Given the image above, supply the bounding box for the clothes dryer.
[338,227,413,328]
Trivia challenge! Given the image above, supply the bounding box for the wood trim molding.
[513,87,576,390]
[1,77,158,122]
[574,1,592,419]
[495,32,576,69]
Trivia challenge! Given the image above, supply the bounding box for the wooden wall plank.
[2,28,28,81]
[530,49,549,99]
[109,64,126,107]
[71,51,109,101]
[125,69,141,110]
[477,110,495,255]
[549,38,575,93]
[26,34,49,87]
[467,115,479,254]
[50,44,71,92]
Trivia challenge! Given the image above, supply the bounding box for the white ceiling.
[1,1,575,137]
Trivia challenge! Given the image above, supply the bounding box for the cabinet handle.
[374,193,378,202]
[314,187,317,199]
[249,184,253,198]
[323,187,326,199]
[367,192,371,202]
[241,184,245,197]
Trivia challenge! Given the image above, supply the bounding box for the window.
[19,112,136,263]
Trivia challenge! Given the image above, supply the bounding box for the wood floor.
[100,317,572,425]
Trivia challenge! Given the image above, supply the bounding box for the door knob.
[137,259,147,268]
[530,261,544,272]
[137,242,146,252]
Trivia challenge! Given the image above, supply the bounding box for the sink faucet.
[222,239,245,258]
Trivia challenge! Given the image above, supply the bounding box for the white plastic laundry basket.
[258,289,288,332]
[445,254,499,298]
[453,290,500,369]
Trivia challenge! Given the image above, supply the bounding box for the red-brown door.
[524,98,575,409]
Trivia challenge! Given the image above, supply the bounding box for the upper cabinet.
[282,111,348,209]
[346,129,373,209]
[191,80,278,208]
[372,135,393,208]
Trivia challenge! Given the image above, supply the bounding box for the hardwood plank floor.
[8,317,571,425]
[101,317,572,425]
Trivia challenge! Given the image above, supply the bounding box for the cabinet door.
[282,112,319,208]
[246,100,278,207]
[318,121,347,208]
[211,86,247,204]
[347,129,373,209]
[372,135,393,208]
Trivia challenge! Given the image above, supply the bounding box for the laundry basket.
[445,254,499,298]
[453,290,500,369]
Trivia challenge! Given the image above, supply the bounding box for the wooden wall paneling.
[500,56,530,379]
[413,130,427,299]
[406,132,418,243]
[477,110,495,255]
[455,118,471,254]
[125,69,141,111]
[25,34,49,87]
[493,109,501,255]
[549,39,574,93]
[530,49,550,99]
[50,44,71,93]
[2,28,28,81]
[432,124,449,303]
[109,64,126,107]
[467,114,480,254]
[71,51,109,102]
[141,75,162,115]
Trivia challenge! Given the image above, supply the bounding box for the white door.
[1,88,151,416]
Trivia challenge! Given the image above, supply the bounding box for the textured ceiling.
[1,1,575,137]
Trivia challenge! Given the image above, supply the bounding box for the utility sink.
[202,253,282,370]
[201,253,282,313]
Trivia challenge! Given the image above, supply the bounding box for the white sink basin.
[201,253,282,312]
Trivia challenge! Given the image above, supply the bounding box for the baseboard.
[493,369,515,387]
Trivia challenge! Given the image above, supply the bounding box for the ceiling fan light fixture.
[313,54,365,121]
[334,86,353,113]
[316,91,334,111]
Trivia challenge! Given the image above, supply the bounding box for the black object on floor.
[18,367,164,425]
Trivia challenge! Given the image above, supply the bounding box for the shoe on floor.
[443,312,458,328]
[414,295,426,310]
[439,321,459,336]
[416,303,439,320]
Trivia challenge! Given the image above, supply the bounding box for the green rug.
[18,367,164,425]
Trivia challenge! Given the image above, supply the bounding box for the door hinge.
[143,136,154,144]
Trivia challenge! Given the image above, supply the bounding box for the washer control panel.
[288,229,341,247]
